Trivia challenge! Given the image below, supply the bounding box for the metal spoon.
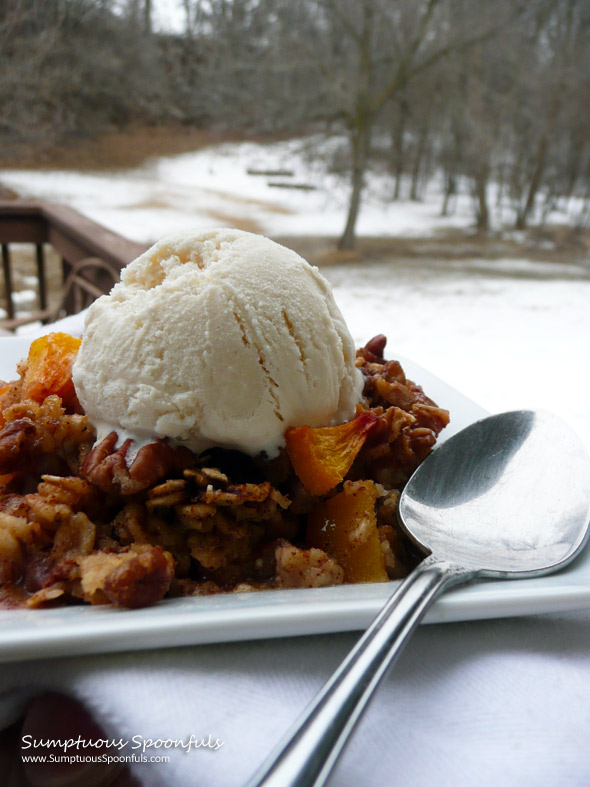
[248,410,590,787]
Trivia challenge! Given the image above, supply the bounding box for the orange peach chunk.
[21,333,81,408]
[307,479,388,583]
[285,411,377,496]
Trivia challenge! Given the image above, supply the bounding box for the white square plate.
[0,336,589,663]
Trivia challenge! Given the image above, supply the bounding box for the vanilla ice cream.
[72,228,364,457]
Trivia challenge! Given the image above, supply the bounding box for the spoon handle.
[247,555,471,787]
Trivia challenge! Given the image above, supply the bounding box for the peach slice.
[307,479,388,583]
[285,411,377,496]
[21,332,81,408]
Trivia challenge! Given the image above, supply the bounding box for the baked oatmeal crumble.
[0,335,448,608]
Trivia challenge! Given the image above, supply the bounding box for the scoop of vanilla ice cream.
[72,228,364,457]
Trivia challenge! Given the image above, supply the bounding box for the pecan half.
[82,433,193,495]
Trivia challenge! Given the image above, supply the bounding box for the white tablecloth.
[1,609,589,786]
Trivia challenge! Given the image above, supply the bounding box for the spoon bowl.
[400,410,590,576]
[249,410,590,787]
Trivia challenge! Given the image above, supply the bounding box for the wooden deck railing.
[0,201,147,331]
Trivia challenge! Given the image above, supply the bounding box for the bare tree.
[309,0,527,248]
[4,0,590,240]
[0,0,172,153]
[507,0,590,229]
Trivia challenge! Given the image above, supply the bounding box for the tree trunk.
[338,0,375,251]
[441,125,463,216]
[515,134,548,229]
[144,0,152,34]
[410,97,433,201]
[441,172,456,216]
[473,164,490,232]
[338,118,372,250]
[410,136,425,201]
[391,96,409,200]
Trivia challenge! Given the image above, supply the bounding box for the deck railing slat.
[35,243,48,316]
[0,201,147,332]
[1,244,15,321]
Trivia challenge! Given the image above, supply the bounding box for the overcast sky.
[152,0,186,32]
[111,0,186,33]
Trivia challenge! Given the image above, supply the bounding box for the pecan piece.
[80,432,121,491]
[129,442,191,490]
[103,545,174,608]
[82,433,193,495]
[363,334,387,361]
[79,545,174,608]
[0,418,39,473]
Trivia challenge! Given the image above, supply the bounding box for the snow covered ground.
[1,137,478,244]
[2,138,590,449]
[325,257,590,450]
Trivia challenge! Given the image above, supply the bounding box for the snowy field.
[2,137,590,449]
[326,257,590,451]
[1,137,497,243]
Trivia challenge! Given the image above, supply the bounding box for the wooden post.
[35,243,49,322]
[1,244,15,321]
[61,256,76,315]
